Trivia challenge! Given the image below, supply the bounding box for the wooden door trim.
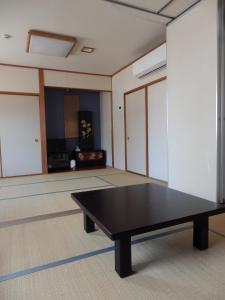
[0,138,3,177]
[124,76,167,176]
[0,63,112,78]
[145,87,149,177]
[39,69,48,174]
[110,91,114,167]
[0,91,39,96]
[45,85,112,93]
[124,93,127,171]
[124,76,166,96]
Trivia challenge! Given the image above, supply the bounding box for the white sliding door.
[148,80,168,181]
[0,95,42,177]
[100,92,113,166]
[125,88,147,175]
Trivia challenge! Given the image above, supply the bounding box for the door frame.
[42,86,114,171]
[124,76,166,177]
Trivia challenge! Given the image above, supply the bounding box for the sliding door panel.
[0,95,42,177]
[125,88,147,175]
[148,80,168,181]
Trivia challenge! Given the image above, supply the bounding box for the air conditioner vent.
[133,43,166,78]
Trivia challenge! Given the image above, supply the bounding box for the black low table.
[71,183,225,278]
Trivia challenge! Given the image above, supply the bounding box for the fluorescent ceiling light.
[81,46,95,53]
[26,30,77,57]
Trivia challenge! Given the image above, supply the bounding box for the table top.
[71,183,225,240]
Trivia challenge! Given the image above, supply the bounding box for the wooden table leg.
[84,213,95,233]
[193,215,208,250]
[115,236,132,278]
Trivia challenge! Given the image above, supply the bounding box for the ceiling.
[0,0,200,75]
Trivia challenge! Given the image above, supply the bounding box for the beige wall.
[167,0,218,201]
[0,65,112,93]
[44,70,112,91]
[0,65,39,93]
[112,65,166,170]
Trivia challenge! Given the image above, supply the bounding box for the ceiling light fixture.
[26,30,77,57]
[81,46,95,53]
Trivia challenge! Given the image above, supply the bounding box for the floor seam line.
[0,209,82,229]
[0,225,192,283]
[96,176,116,187]
[0,183,113,201]
[0,172,124,188]
[209,228,225,238]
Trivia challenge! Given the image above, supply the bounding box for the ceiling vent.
[26,30,77,58]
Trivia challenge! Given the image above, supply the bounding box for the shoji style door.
[148,79,168,181]
[0,95,42,177]
[125,88,147,175]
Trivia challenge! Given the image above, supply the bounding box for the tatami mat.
[0,168,122,187]
[99,172,167,187]
[0,211,190,277]
[210,213,225,235]
[0,186,114,223]
[1,229,225,300]
[0,176,112,200]
[0,169,165,223]
[1,168,225,300]
[0,214,114,276]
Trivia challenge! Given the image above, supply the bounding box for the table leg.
[115,236,132,278]
[193,215,208,250]
[84,213,95,233]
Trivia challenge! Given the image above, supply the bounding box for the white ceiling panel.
[0,0,166,75]
[108,3,171,24]
[114,0,171,13]
[162,0,200,17]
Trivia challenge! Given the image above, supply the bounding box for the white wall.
[44,70,112,91]
[112,65,166,170]
[0,65,39,93]
[167,0,218,201]
[100,92,112,166]
[148,80,168,181]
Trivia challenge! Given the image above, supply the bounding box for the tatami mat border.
[0,209,82,229]
[0,184,114,201]
[209,228,225,238]
[0,172,124,188]
[0,225,194,283]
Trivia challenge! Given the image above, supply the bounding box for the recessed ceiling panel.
[27,30,77,57]
[162,0,200,17]
[29,36,73,57]
[117,0,172,13]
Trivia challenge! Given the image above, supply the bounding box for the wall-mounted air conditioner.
[132,43,166,78]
